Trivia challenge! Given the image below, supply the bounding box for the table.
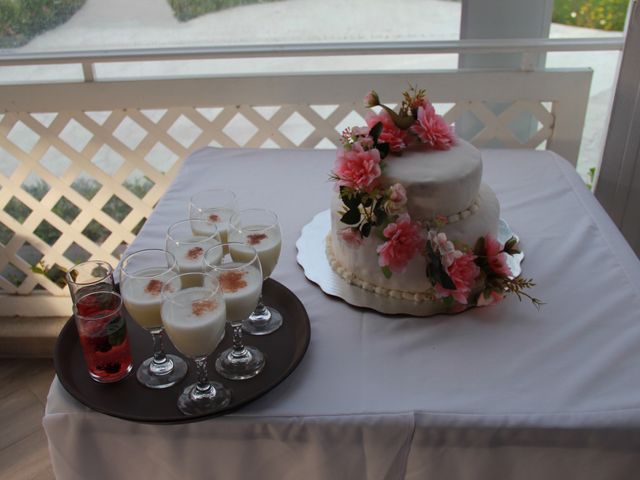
[44,147,640,479]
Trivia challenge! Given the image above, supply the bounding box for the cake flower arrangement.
[331,87,541,309]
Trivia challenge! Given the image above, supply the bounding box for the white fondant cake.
[325,88,539,312]
[323,85,539,312]
[329,139,500,298]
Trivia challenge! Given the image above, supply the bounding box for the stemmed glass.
[189,189,238,244]
[166,219,221,288]
[119,249,188,389]
[204,242,265,380]
[161,272,231,416]
[229,208,283,335]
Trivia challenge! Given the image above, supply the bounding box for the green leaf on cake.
[370,121,383,143]
[377,142,390,159]
[425,241,456,290]
[373,208,387,226]
[379,104,415,130]
[473,236,485,256]
[432,262,456,290]
[381,266,392,279]
[504,236,520,255]
[361,222,372,238]
[341,208,361,225]
[340,188,362,209]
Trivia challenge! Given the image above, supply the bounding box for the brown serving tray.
[54,279,310,424]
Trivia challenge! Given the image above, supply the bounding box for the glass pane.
[0,0,632,182]
[0,0,463,53]
[549,0,630,181]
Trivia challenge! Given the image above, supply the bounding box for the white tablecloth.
[44,147,640,479]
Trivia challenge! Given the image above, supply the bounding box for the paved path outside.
[9,0,627,179]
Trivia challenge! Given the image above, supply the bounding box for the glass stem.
[232,324,246,355]
[194,357,212,393]
[151,329,168,365]
[253,293,269,316]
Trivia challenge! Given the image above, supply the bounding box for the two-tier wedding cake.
[326,87,539,312]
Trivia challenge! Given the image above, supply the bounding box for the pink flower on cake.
[434,252,480,304]
[339,227,363,247]
[376,214,424,273]
[389,183,407,204]
[476,289,505,307]
[366,110,409,153]
[334,143,382,192]
[483,234,512,277]
[434,215,449,228]
[354,136,375,150]
[352,126,370,136]
[410,103,455,150]
[385,183,407,214]
[427,230,460,268]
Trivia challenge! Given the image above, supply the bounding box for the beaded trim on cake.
[326,234,437,303]
[419,199,480,227]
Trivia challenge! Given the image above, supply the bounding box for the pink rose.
[410,103,455,150]
[376,214,424,273]
[339,228,363,247]
[334,144,382,192]
[352,126,370,137]
[366,110,409,153]
[484,234,512,277]
[434,252,480,304]
[477,290,505,307]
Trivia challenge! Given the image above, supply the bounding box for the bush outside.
[0,0,86,48]
[168,0,279,22]
[553,0,630,31]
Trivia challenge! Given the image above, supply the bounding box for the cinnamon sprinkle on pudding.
[218,271,247,293]
[186,246,204,260]
[208,214,220,222]
[247,233,267,245]
[144,279,167,296]
[191,299,217,316]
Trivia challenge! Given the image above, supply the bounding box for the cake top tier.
[383,138,482,220]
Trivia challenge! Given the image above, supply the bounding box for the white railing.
[0,37,623,317]
[0,37,624,78]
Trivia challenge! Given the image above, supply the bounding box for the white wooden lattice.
[0,69,591,316]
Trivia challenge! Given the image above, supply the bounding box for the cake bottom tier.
[328,183,500,299]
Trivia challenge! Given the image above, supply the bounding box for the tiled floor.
[0,359,55,480]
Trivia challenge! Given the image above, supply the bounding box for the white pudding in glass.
[121,268,179,330]
[166,236,221,288]
[230,227,281,278]
[161,287,226,358]
[191,207,236,244]
[217,263,262,325]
